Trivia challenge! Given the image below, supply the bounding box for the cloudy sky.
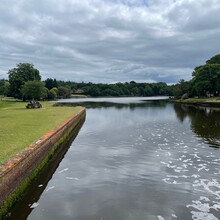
[0,0,220,84]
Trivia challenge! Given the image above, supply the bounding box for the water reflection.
[174,104,220,148]
[55,100,168,110]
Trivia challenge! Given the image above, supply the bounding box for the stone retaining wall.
[0,107,86,218]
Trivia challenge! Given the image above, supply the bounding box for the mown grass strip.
[0,101,81,164]
[175,97,220,103]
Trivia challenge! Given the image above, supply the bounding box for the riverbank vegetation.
[175,97,220,103]
[0,54,219,100]
[0,100,82,164]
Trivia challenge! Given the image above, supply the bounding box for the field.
[0,100,82,164]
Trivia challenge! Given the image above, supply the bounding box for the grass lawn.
[0,100,82,164]
[70,94,87,98]
[175,97,220,103]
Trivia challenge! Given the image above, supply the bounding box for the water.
[7,97,220,220]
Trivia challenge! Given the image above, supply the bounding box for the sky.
[0,0,220,84]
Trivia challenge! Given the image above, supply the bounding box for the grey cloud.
[0,0,220,83]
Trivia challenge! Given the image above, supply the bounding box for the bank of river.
[6,97,220,220]
[174,98,220,108]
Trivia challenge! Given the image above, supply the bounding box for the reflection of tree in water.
[174,104,220,148]
[173,104,190,123]
[56,100,168,110]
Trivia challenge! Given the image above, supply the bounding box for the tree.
[45,78,58,90]
[144,85,153,96]
[21,81,47,100]
[57,86,72,98]
[48,89,57,100]
[0,80,4,95]
[7,63,41,98]
[173,79,191,98]
[192,55,220,97]
[131,87,139,96]
[206,54,220,64]
[0,80,10,96]
[51,87,58,94]
[193,80,212,97]
[88,86,100,97]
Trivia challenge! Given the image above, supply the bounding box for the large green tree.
[8,63,41,98]
[192,54,220,97]
[21,81,47,100]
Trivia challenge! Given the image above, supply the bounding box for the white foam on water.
[158,143,169,146]
[66,177,74,180]
[191,174,200,178]
[213,203,220,210]
[187,178,220,219]
[66,177,80,180]
[183,159,192,163]
[174,169,188,173]
[58,168,69,174]
[153,128,220,220]
[200,196,210,202]
[196,164,207,172]
[30,202,39,209]
[191,153,200,159]
[172,214,177,218]
[190,211,218,220]
[187,200,210,213]
[164,138,169,142]
[214,168,220,175]
[182,164,187,168]
[163,178,181,185]
[46,186,55,192]
[193,179,220,198]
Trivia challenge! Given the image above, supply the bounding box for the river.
[7,97,220,220]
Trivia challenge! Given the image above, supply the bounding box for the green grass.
[175,97,220,103]
[70,94,87,98]
[0,100,82,164]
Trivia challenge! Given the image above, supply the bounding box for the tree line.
[0,54,220,100]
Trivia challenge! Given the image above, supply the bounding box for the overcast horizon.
[0,0,220,84]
